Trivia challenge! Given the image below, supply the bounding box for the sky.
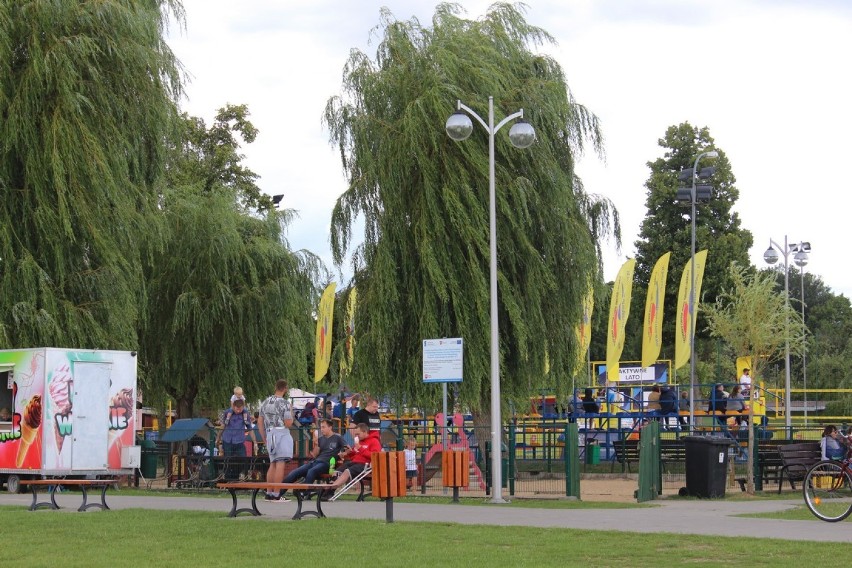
[166,0,852,299]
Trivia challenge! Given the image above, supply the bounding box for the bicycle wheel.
[803,460,852,522]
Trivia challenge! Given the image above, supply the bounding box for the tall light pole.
[446,97,535,503]
[764,237,808,433]
[676,150,718,428]
[793,242,811,425]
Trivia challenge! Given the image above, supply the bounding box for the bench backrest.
[778,442,821,472]
[614,440,640,460]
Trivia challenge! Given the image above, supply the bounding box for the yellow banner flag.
[606,259,636,383]
[674,250,708,370]
[314,283,337,382]
[641,252,671,368]
[574,287,594,372]
[342,287,357,374]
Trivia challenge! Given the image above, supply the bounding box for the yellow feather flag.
[641,252,671,368]
[344,287,357,368]
[574,287,594,372]
[314,283,337,383]
[606,259,636,383]
[674,250,708,371]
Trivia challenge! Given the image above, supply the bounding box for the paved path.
[1,492,847,542]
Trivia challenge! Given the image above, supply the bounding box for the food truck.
[0,348,139,493]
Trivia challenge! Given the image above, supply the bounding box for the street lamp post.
[793,243,811,425]
[764,237,808,433]
[677,151,718,429]
[446,97,535,503]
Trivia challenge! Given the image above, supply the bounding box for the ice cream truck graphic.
[0,348,139,493]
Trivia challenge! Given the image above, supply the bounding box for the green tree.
[323,4,619,421]
[167,104,276,212]
[704,261,804,493]
[780,269,852,414]
[705,262,804,379]
[628,123,753,367]
[140,107,323,417]
[0,0,183,348]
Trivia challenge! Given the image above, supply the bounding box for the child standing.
[404,437,418,490]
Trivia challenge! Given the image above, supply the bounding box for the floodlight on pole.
[676,150,718,429]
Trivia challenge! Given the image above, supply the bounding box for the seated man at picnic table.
[323,422,382,498]
[280,419,347,497]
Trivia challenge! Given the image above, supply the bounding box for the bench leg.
[28,486,60,511]
[77,485,111,512]
[225,488,262,517]
[292,489,324,520]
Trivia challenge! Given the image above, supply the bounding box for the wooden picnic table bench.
[217,482,333,520]
[20,479,118,512]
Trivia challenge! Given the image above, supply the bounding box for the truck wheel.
[7,474,21,494]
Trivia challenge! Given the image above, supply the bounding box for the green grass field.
[0,505,845,567]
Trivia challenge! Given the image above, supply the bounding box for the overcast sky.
[166,0,852,299]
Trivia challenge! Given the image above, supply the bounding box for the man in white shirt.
[740,368,752,397]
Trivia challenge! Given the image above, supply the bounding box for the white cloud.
[167,0,852,298]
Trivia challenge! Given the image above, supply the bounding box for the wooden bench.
[777,442,821,493]
[217,482,333,520]
[20,479,117,512]
[611,440,640,473]
[659,440,686,473]
[735,444,784,491]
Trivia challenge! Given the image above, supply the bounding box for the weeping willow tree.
[324,4,620,422]
[140,106,323,418]
[0,0,183,348]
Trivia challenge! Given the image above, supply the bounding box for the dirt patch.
[580,477,638,502]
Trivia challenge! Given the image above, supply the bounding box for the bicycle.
[803,457,852,522]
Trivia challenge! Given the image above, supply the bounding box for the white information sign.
[422,338,463,383]
[617,365,657,383]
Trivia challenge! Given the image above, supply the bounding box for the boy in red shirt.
[324,422,382,497]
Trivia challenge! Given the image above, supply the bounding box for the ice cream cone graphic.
[108,388,134,451]
[16,394,42,468]
[48,363,73,458]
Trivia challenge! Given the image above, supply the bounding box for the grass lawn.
[0,506,845,567]
[111,487,650,508]
[740,503,852,522]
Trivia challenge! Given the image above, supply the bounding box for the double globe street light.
[446,97,535,503]
[764,237,810,432]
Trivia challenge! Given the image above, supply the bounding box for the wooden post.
[442,449,470,502]
[371,451,406,522]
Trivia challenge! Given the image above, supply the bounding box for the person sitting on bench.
[323,422,381,498]
[281,419,347,497]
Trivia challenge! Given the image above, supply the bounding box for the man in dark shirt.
[282,419,347,492]
[351,397,381,433]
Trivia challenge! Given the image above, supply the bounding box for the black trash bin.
[683,436,734,498]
